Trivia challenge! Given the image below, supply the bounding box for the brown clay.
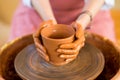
[41,24,75,65]
[33,20,54,62]
[33,21,85,65]
[56,22,85,63]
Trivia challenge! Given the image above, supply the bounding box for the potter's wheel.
[14,43,105,80]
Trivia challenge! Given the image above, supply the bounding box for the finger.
[71,22,84,39]
[33,33,39,38]
[60,54,77,58]
[76,30,84,39]
[60,36,85,49]
[57,49,76,54]
[57,45,81,54]
[71,22,78,31]
[34,20,54,38]
[35,43,46,53]
[75,26,84,39]
[73,36,85,47]
[37,48,49,61]
[73,36,85,48]
[58,45,81,59]
[81,42,85,48]
[65,57,76,62]
[33,26,44,38]
[39,20,54,29]
[33,38,46,53]
[74,26,84,39]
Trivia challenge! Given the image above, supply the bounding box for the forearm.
[31,0,57,24]
[76,0,105,29]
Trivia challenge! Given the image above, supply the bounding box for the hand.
[33,20,55,61]
[57,22,85,63]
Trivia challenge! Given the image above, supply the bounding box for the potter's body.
[9,0,116,42]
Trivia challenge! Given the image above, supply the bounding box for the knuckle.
[73,43,77,48]
[76,46,81,51]
[66,59,73,62]
[60,49,64,53]
[74,50,78,53]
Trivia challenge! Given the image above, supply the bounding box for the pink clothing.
[50,0,84,24]
[9,0,116,42]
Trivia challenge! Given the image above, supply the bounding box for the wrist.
[76,14,90,30]
[76,10,92,30]
[80,10,93,21]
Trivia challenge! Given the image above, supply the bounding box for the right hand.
[33,20,55,61]
[57,22,85,63]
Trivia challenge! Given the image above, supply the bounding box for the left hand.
[33,20,55,61]
[57,22,85,63]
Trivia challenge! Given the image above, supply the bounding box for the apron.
[9,0,116,42]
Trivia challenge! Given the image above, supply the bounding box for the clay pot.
[0,32,120,80]
[41,24,75,65]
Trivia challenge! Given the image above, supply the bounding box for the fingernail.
[60,45,63,48]
[65,59,72,62]
[82,43,85,46]
[57,49,60,52]
[60,55,64,58]
[65,59,69,62]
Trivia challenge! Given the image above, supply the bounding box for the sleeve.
[23,0,115,10]
[84,0,115,10]
[101,0,115,10]
[22,0,32,8]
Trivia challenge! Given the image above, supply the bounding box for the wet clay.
[41,24,75,65]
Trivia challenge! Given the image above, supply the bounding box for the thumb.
[71,22,84,39]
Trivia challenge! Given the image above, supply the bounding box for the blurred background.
[0,0,120,47]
